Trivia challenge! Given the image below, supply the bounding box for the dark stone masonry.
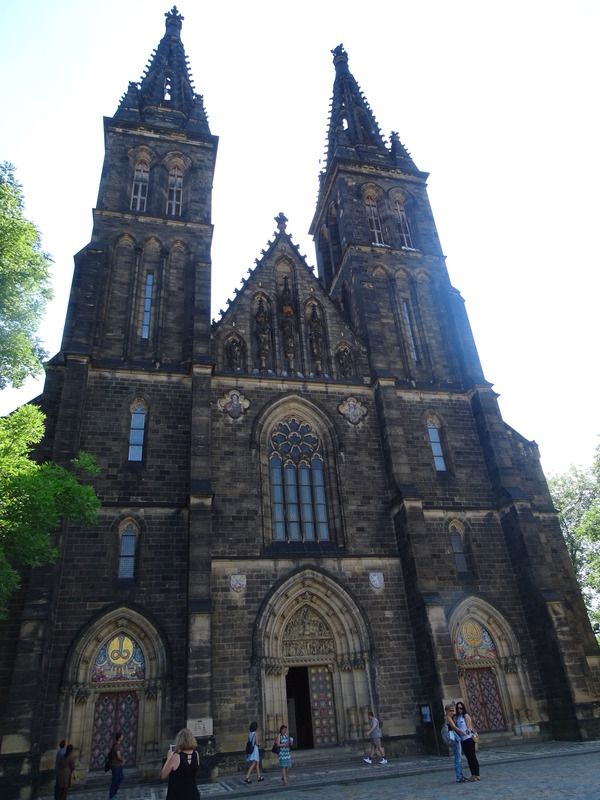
[1,7,599,799]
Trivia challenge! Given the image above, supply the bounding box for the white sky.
[1,0,599,476]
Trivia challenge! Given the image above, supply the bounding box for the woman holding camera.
[161,728,200,800]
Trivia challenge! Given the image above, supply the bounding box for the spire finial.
[275,212,288,233]
[165,6,184,36]
[331,44,349,73]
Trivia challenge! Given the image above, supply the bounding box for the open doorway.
[286,667,314,749]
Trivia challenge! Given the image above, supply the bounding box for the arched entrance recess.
[448,598,540,736]
[256,569,373,748]
[61,607,169,778]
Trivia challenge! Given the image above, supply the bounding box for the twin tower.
[1,7,598,796]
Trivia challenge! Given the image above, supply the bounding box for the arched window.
[449,520,469,574]
[140,272,154,339]
[118,521,139,579]
[130,162,149,212]
[128,401,147,462]
[166,166,183,216]
[427,417,447,472]
[365,196,385,245]
[270,418,330,543]
[400,298,419,362]
[394,199,413,248]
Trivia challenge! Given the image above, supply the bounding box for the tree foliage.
[548,444,600,626]
[0,162,53,389]
[0,404,100,617]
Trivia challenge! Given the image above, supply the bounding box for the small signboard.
[187,717,213,738]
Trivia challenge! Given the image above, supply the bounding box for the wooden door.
[89,691,139,769]
[309,665,338,746]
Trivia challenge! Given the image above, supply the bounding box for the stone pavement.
[47,740,600,800]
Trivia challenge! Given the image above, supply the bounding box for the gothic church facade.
[1,7,599,795]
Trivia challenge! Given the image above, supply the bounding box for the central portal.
[286,665,338,748]
[258,569,372,749]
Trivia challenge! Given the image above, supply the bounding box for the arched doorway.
[61,607,168,779]
[256,569,373,748]
[449,598,540,736]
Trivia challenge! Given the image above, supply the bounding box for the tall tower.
[1,8,218,792]
[311,45,600,742]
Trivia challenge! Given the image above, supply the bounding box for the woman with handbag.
[454,702,480,781]
[274,724,292,785]
[243,721,264,784]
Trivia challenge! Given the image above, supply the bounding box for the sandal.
[258,777,264,782]
[244,778,251,784]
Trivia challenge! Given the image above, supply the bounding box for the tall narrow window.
[128,402,147,462]
[130,162,149,212]
[166,166,183,216]
[270,418,330,543]
[118,521,138,579]
[394,200,413,248]
[365,197,385,245]
[401,299,419,362]
[427,418,447,472]
[140,273,154,339]
[163,76,172,101]
[449,521,469,574]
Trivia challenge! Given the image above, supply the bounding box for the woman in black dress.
[161,728,200,800]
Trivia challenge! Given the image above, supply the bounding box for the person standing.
[275,724,293,785]
[444,703,466,783]
[363,710,388,765]
[243,721,264,784]
[454,702,480,781]
[160,728,200,800]
[108,732,125,799]
[56,744,76,800]
[54,739,67,800]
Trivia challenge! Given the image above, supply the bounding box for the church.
[1,6,599,796]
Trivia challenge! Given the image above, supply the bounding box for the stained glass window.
[270,418,330,543]
[456,621,498,661]
[91,633,146,682]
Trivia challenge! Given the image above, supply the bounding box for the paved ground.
[47,741,600,800]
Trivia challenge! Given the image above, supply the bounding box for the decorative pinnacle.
[165,6,183,35]
[275,212,288,233]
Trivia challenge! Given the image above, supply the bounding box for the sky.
[0,0,599,476]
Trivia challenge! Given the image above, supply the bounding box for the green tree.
[548,444,600,627]
[0,162,53,389]
[0,404,100,617]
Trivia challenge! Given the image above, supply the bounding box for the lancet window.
[269,418,330,543]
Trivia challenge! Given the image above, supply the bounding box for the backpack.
[104,752,111,772]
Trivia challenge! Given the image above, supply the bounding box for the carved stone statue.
[254,296,271,371]
[225,336,245,371]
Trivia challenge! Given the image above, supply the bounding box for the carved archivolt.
[256,569,371,668]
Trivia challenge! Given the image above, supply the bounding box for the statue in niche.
[308,303,325,374]
[254,296,272,371]
[336,346,355,379]
[225,335,245,372]
[279,277,296,372]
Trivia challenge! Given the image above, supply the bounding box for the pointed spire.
[325,45,388,170]
[114,7,210,136]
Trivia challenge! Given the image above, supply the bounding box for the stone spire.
[324,45,418,174]
[114,6,210,136]
[325,45,388,170]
